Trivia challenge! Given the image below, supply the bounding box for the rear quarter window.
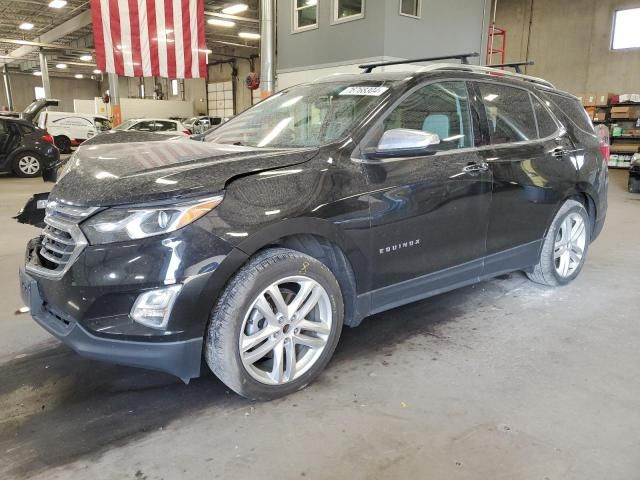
[545,92,594,134]
[530,96,559,138]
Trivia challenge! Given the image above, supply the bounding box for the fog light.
[131,285,182,329]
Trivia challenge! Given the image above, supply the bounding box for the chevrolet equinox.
[19,62,608,399]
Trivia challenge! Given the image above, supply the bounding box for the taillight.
[183,129,192,135]
[42,134,54,145]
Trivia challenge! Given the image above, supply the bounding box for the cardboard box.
[611,106,640,119]
[593,112,607,122]
[595,92,612,107]
[583,93,597,107]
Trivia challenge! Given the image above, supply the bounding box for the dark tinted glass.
[547,92,594,133]
[0,119,7,134]
[531,96,558,138]
[383,81,472,150]
[155,121,177,131]
[134,121,155,131]
[477,83,537,144]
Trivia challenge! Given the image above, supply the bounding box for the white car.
[113,118,192,136]
[37,111,111,153]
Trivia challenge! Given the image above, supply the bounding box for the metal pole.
[108,72,122,126]
[39,50,52,98]
[2,65,13,111]
[259,0,275,97]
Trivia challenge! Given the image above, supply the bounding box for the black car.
[18,61,607,399]
[629,155,640,193]
[0,117,59,177]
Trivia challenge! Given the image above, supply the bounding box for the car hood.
[82,130,174,146]
[50,138,319,207]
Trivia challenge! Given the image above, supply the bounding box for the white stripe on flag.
[138,0,152,77]
[155,0,168,78]
[118,0,134,76]
[172,0,184,78]
[100,0,115,73]
[189,0,198,77]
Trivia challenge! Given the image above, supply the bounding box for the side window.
[382,81,472,151]
[0,120,7,135]
[476,83,537,145]
[133,121,155,131]
[155,121,177,131]
[547,92,594,134]
[531,96,558,138]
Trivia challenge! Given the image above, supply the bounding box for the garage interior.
[1,1,639,479]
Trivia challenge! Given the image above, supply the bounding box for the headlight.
[82,195,223,244]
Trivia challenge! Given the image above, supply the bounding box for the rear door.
[471,81,577,267]
[0,119,10,165]
[359,80,493,297]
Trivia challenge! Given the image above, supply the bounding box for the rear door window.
[133,121,155,131]
[476,83,538,145]
[155,121,177,131]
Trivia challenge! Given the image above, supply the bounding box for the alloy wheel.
[553,212,586,278]
[239,276,332,385]
[17,156,41,175]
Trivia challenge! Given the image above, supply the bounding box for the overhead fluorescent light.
[33,71,42,76]
[93,69,102,74]
[80,54,93,61]
[239,32,260,40]
[19,22,34,30]
[207,18,236,27]
[48,0,67,8]
[56,63,68,69]
[222,3,248,15]
[74,74,84,79]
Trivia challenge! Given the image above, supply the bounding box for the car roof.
[130,118,179,122]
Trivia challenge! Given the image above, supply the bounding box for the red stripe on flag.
[181,0,192,78]
[109,0,124,75]
[164,0,177,79]
[145,0,159,77]
[128,0,143,77]
[197,0,206,77]
[90,0,107,72]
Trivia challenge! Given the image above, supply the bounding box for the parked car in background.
[37,111,111,153]
[183,115,225,134]
[0,116,59,177]
[111,118,192,136]
[629,154,640,193]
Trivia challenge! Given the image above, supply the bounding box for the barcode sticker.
[339,86,389,96]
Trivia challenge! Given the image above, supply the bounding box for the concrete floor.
[1,170,638,480]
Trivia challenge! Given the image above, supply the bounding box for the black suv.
[19,62,607,399]
[0,117,59,177]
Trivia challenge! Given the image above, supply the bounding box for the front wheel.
[527,199,591,286]
[205,248,344,400]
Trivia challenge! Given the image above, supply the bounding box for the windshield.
[114,119,138,131]
[95,117,112,131]
[205,81,393,148]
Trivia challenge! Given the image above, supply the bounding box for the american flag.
[90,0,207,79]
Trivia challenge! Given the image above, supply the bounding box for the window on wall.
[333,0,364,24]
[171,79,179,96]
[34,86,45,100]
[293,0,318,32]
[400,0,420,18]
[612,8,640,50]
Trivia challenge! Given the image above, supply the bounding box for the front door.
[358,80,493,308]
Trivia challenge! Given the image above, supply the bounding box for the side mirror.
[375,129,440,157]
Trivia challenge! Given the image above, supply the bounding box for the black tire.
[527,199,591,286]
[205,248,344,400]
[54,135,72,154]
[12,152,43,178]
[629,176,640,193]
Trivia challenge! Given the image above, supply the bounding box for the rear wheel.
[527,200,590,286]
[54,135,72,153]
[205,248,344,400]
[13,153,42,178]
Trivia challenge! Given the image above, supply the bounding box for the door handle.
[462,162,489,174]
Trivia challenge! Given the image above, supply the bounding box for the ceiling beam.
[1,10,92,65]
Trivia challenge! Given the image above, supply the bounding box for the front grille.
[29,201,100,278]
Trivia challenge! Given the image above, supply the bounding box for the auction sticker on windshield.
[339,86,389,96]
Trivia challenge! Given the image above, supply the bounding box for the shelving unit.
[589,102,640,169]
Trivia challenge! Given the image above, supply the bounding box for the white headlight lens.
[82,195,223,244]
[131,285,182,329]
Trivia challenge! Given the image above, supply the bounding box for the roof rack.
[487,61,535,74]
[358,52,480,73]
